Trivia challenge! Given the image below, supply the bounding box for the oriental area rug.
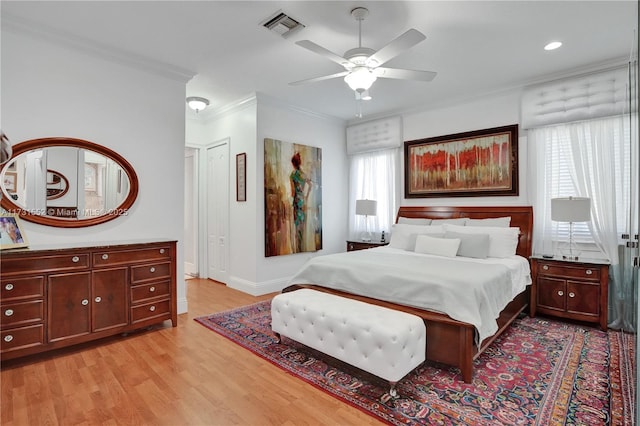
[195,301,635,425]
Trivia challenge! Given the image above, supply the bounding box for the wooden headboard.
[396,206,533,259]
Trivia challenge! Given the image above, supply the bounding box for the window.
[530,115,631,255]
[348,148,400,239]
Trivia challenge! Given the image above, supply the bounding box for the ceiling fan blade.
[374,67,437,82]
[366,29,426,67]
[295,40,350,67]
[289,71,350,86]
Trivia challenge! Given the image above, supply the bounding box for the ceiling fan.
[290,7,437,98]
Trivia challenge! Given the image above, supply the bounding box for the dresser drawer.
[1,276,44,301]
[131,262,171,284]
[1,324,45,353]
[1,253,90,275]
[131,299,171,324]
[537,262,601,281]
[0,300,45,328]
[131,281,170,303]
[93,246,171,267]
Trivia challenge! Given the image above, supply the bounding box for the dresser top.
[0,239,176,255]
[530,254,611,265]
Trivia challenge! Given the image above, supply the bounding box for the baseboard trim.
[227,276,289,296]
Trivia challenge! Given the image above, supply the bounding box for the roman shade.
[346,116,402,154]
[521,66,630,129]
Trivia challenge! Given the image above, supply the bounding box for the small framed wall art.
[236,152,246,202]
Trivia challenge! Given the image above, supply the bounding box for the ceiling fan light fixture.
[186,96,209,112]
[344,67,377,92]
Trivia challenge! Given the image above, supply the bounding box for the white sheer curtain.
[348,148,400,240]
[528,116,632,329]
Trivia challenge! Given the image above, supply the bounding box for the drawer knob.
[160,249,165,254]
[72,256,80,263]
[149,306,156,312]
[81,299,89,306]
[542,265,549,271]
[4,309,14,317]
[102,254,109,260]
[586,269,593,275]
[568,292,575,298]
[4,283,13,291]
[557,290,564,296]
[94,296,102,303]
[149,286,156,292]
[150,267,156,273]
[3,335,13,343]
[349,244,354,250]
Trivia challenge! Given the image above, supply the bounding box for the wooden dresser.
[0,240,177,361]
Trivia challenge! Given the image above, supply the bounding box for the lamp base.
[360,231,372,242]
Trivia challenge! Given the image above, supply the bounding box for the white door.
[206,141,229,283]
[184,147,198,277]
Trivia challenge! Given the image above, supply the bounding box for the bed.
[283,205,533,383]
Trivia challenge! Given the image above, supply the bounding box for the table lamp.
[551,196,591,261]
[355,199,377,242]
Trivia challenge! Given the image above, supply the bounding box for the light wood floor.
[1,279,384,426]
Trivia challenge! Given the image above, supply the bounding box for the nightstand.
[530,256,609,330]
[346,240,389,251]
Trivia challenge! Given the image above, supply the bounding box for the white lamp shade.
[551,197,591,222]
[344,67,377,92]
[355,199,377,216]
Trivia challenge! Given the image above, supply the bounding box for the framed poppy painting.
[404,124,518,198]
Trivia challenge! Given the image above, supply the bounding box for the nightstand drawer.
[537,262,600,281]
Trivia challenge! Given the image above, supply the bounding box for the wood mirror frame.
[0,137,139,228]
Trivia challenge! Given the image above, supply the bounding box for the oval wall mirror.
[0,137,139,227]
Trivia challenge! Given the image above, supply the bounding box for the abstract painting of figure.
[264,138,322,257]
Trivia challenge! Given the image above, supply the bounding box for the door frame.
[184,146,199,277]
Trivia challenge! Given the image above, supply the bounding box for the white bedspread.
[287,247,531,343]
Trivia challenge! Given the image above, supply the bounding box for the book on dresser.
[0,240,177,361]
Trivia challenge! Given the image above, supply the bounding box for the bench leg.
[389,381,398,398]
[273,332,281,343]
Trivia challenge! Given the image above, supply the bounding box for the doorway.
[184,147,198,277]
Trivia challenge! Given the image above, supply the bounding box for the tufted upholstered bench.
[271,289,426,397]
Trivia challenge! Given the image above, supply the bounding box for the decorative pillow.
[466,217,511,227]
[430,218,468,225]
[443,224,520,258]
[397,217,432,225]
[444,230,490,259]
[414,234,460,258]
[388,224,444,250]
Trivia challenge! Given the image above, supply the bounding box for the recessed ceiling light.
[544,41,562,51]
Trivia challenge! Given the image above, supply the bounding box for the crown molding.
[2,13,196,83]
[255,93,346,125]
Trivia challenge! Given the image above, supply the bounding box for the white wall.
[188,95,347,296]
[254,96,348,294]
[2,30,190,313]
[401,89,529,206]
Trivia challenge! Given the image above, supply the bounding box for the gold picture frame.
[0,213,29,250]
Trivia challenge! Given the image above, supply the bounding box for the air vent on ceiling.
[262,11,305,38]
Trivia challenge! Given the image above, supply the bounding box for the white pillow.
[388,224,444,250]
[444,230,490,259]
[414,234,460,258]
[397,217,432,225]
[443,224,520,258]
[466,217,511,227]
[430,218,468,225]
